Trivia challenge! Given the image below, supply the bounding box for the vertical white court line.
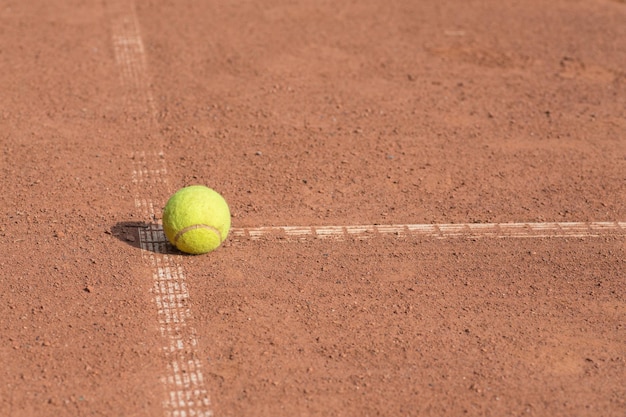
[109,2,213,416]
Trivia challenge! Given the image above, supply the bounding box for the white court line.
[138,221,625,245]
[109,2,213,416]
[229,221,626,241]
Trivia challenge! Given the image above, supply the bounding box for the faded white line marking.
[138,221,625,245]
[229,221,626,241]
[108,1,213,415]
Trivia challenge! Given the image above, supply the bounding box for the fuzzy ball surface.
[162,185,231,254]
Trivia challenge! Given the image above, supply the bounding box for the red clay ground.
[1,0,625,416]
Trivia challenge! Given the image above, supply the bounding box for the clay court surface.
[1,0,625,416]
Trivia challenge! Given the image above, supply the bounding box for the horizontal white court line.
[229,221,626,241]
[138,221,626,245]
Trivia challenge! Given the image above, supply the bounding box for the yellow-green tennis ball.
[162,185,231,254]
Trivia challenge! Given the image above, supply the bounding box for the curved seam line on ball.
[174,224,223,244]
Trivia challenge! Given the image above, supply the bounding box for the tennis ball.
[162,185,231,254]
